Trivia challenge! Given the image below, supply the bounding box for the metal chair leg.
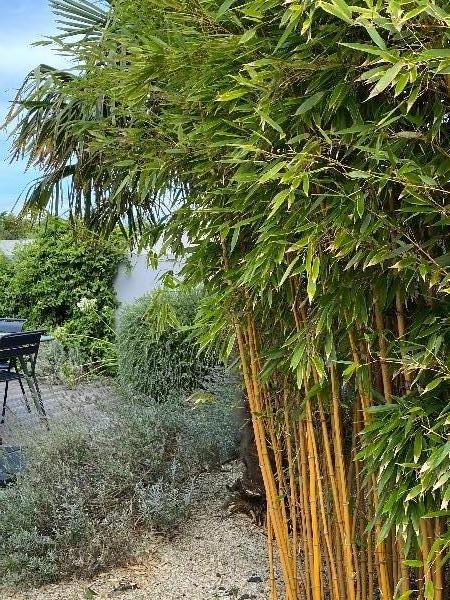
[18,376,32,413]
[32,376,46,417]
[1,380,9,425]
[31,376,49,429]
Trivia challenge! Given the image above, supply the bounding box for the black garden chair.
[0,318,27,371]
[0,331,48,428]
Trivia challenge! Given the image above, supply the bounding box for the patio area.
[0,378,114,448]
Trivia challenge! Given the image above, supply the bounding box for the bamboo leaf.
[369,63,404,98]
[230,226,240,252]
[340,42,394,58]
[356,194,365,217]
[261,162,287,184]
[312,355,326,380]
[279,256,300,286]
[422,378,446,394]
[318,1,354,24]
[414,434,423,463]
[403,559,423,568]
[421,49,450,59]
[407,86,420,112]
[225,333,236,358]
[217,89,247,101]
[239,29,256,44]
[425,580,434,600]
[216,0,237,19]
[361,21,386,49]
[290,343,306,369]
[295,92,325,116]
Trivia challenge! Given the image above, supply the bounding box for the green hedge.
[117,288,216,399]
[0,218,124,370]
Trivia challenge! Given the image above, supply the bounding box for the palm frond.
[50,0,111,40]
[6,63,162,241]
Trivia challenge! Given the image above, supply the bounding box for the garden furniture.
[0,318,26,367]
[0,446,24,486]
[0,331,48,429]
[0,318,26,333]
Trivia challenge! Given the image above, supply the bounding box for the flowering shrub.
[76,297,97,312]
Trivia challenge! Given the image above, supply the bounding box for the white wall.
[0,239,31,257]
[114,252,184,306]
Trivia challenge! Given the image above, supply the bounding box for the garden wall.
[115,251,183,306]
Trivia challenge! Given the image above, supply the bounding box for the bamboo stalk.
[317,398,346,543]
[235,322,297,600]
[267,511,278,600]
[330,365,357,600]
[334,525,347,599]
[434,518,444,600]
[296,298,356,599]
[311,415,341,600]
[393,291,412,598]
[418,564,425,600]
[374,299,393,404]
[395,290,412,388]
[398,537,410,596]
[221,241,297,598]
[420,519,432,600]
[367,496,375,600]
[298,421,313,600]
[282,391,299,596]
[305,402,322,600]
[347,328,393,600]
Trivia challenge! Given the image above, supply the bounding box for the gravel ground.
[2,465,271,600]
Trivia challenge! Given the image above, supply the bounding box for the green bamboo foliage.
[7,0,450,598]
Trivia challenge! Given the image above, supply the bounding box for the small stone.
[108,581,139,597]
[226,586,240,597]
[247,575,262,583]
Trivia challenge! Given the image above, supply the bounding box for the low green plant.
[36,339,85,386]
[0,371,241,588]
[53,304,118,376]
[117,288,216,399]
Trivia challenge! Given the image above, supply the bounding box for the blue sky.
[0,1,65,212]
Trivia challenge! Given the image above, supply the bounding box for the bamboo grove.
[6,0,450,598]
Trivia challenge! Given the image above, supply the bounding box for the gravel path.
[2,466,271,600]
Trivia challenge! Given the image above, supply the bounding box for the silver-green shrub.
[116,288,216,400]
[0,370,240,588]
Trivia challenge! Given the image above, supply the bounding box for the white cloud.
[0,39,68,78]
[0,39,70,129]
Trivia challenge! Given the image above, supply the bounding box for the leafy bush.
[0,371,240,587]
[0,218,124,371]
[36,339,85,386]
[0,212,36,240]
[52,305,118,376]
[117,288,216,399]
